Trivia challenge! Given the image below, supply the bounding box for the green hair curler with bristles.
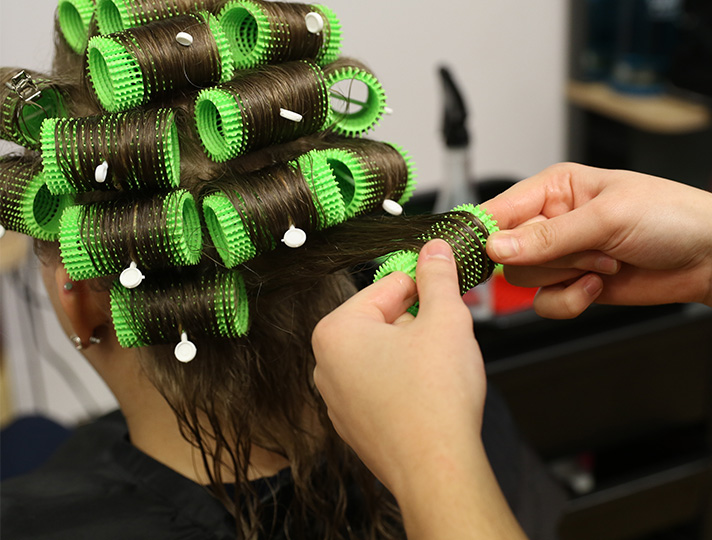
[87,11,235,112]
[218,0,341,69]
[373,204,500,313]
[203,150,345,268]
[40,108,180,195]
[319,140,417,218]
[110,268,250,348]
[59,189,203,281]
[324,61,387,138]
[0,156,72,241]
[194,60,330,162]
[0,70,68,151]
[96,0,224,34]
[57,0,96,54]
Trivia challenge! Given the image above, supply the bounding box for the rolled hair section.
[57,0,96,54]
[40,108,180,195]
[96,0,224,34]
[0,155,72,241]
[87,12,235,112]
[319,139,417,218]
[202,151,345,267]
[323,58,387,137]
[194,61,330,162]
[110,268,250,348]
[218,0,341,69]
[59,189,203,281]
[374,204,499,295]
[0,69,68,150]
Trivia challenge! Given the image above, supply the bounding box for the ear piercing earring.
[69,334,102,350]
[64,282,74,291]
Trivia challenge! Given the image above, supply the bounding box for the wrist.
[392,438,527,540]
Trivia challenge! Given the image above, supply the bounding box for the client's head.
[0,1,498,538]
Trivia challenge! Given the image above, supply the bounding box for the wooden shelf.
[567,81,712,134]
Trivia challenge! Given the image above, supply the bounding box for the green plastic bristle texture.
[325,66,387,137]
[40,110,180,195]
[59,190,202,281]
[194,87,246,162]
[313,4,342,65]
[207,10,236,83]
[373,250,418,282]
[96,0,131,34]
[427,204,499,292]
[373,204,499,304]
[110,269,250,348]
[320,148,374,218]
[372,250,420,316]
[219,0,271,69]
[203,192,258,268]
[296,151,346,228]
[58,0,96,54]
[87,35,144,112]
[96,0,222,34]
[0,157,72,241]
[388,143,418,205]
[1,80,67,150]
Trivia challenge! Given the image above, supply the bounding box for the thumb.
[415,240,467,319]
[487,209,601,266]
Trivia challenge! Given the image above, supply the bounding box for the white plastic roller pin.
[174,332,197,363]
[305,12,324,34]
[176,32,194,47]
[95,161,108,183]
[382,199,403,216]
[384,107,394,115]
[0,224,6,239]
[282,225,306,248]
[119,261,145,289]
[279,108,303,123]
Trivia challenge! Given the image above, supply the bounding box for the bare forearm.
[394,442,528,540]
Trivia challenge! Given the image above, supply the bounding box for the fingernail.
[489,233,519,260]
[422,239,454,262]
[596,256,619,275]
[583,276,603,297]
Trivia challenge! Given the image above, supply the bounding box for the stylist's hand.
[484,163,712,318]
[313,240,527,540]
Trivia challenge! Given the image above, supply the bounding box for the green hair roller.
[194,61,330,162]
[87,12,235,112]
[0,156,72,241]
[319,141,416,218]
[40,108,180,195]
[57,0,96,54]
[59,189,203,281]
[110,268,250,349]
[203,150,345,268]
[373,204,500,313]
[218,0,341,69]
[1,70,68,150]
[324,63,387,138]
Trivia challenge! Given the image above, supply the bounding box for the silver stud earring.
[70,334,83,350]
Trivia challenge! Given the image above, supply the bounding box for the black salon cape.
[2,389,565,540]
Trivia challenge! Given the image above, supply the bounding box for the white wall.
[0,0,568,424]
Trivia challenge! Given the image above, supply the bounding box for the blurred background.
[1,1,711,538]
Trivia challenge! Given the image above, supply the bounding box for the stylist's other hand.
[484,163,712,318]
[312,240,527,540]
[312,239,484,495]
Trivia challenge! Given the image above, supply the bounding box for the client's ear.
[53,265,111,347]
